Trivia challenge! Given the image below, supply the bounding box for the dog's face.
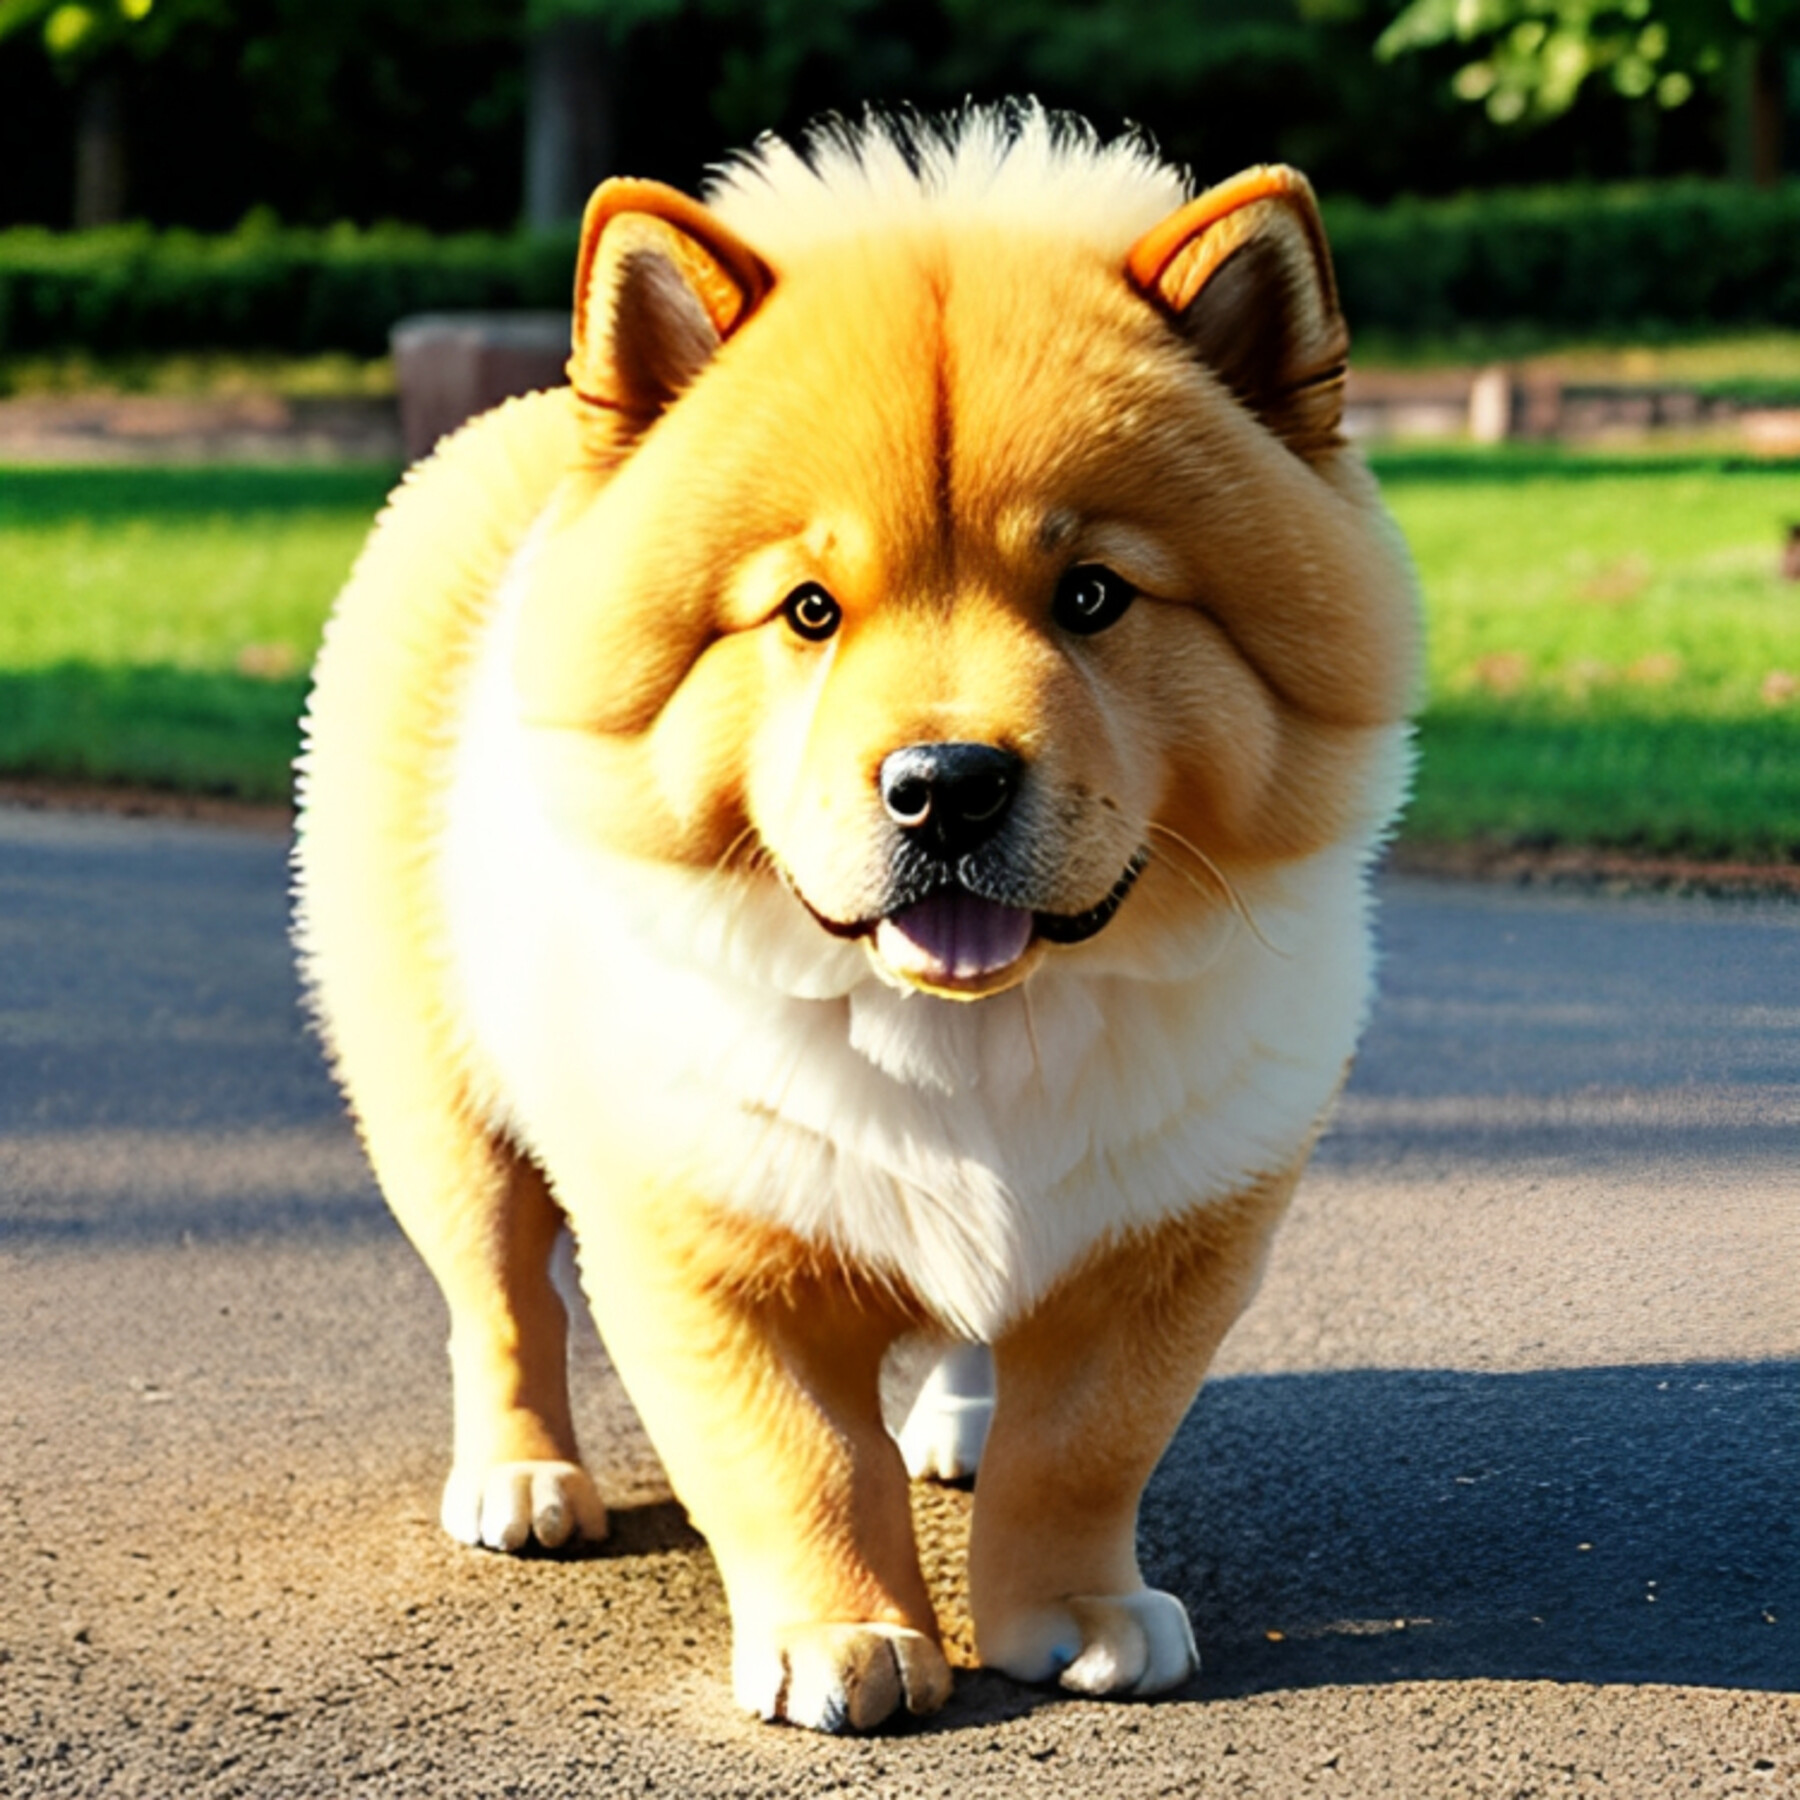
[514,171,1418,999]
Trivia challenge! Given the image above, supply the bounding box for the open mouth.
[873,888,1037,988]
[797,852,1148,997]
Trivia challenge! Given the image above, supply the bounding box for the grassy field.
[1377,446,1800,859]
[0,465,389,799]
[0,448,1796,860]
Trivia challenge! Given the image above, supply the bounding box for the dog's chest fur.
[434,544,1384,1341]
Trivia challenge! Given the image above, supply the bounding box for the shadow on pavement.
[495,1356,1797,1729]
[1151,1360,1797,1698]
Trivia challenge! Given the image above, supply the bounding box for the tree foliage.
[0,0,229,70]
[1377,0,1800,124]
[0,0,527,227]
[0,0,1765,229]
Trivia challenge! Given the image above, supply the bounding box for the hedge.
[1,181,1797,356]
[1325,181,1800,339]
[0,217,580,358]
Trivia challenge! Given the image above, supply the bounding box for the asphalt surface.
[1,801,1796,1797]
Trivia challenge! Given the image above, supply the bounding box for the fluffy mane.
[702,102,1192,267]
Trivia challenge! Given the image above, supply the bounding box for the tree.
[521,0,1464,206]
[519,0,906,225]
[0,0,230,222]
[0,0,528,228]
[1376,0,1800,182]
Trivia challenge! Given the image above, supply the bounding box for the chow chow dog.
[294,105,1419,1732]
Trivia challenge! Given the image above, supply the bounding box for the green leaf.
[0,0,59,41]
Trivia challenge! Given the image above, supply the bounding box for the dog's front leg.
[573,1193,951,1733]
[968,1160,1302,1697]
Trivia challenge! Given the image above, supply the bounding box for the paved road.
[2,803,1795,1797]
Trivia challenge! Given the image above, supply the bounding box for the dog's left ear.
[1127,166,1348,460]
[568,178,772,432]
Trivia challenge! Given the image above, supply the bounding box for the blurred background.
[0,0,1796,871]
[1,0,1795,232]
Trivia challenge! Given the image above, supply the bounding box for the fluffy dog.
[294,105,1419,1732]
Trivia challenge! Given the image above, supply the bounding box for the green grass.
[0,450,1796,859]
[0,465,394,799]
[1372,445,1800,860]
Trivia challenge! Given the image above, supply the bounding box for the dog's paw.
[982,1588,1198,1698]
[896,1343,993,1482]
[733,1622,952,1733]
[440,1459,608,1552]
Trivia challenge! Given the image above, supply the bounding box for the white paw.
[896,1343,993,1481]
[733,1622,953,1733]
[440,1459,608,1552]
[982,1588,1198,1697]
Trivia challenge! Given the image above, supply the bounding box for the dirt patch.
[0,776,293,834]
[1388,838,1800,900]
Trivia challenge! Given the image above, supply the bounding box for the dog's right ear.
[568,179,772,433]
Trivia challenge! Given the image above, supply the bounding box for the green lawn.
[1376,446,1800,859]
[0,464,393,798]
[0,450,1796,860]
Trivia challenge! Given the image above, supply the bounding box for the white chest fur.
[435,552,1391,1341]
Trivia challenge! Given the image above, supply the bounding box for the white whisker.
[1020,982,1045,1091]
[1146,823,1289,958]
[715,824,763,878]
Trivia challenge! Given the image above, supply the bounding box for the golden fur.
[294,106,1419,1732]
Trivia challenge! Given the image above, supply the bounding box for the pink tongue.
[876,889,1034,983]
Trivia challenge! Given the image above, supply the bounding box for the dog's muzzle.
[786,742,1147,996]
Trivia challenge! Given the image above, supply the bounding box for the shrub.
[0,218,580,357]
[1323,181,1800,339]
[1,181,1797,356]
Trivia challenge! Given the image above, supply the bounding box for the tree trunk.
[522,16,614,230]
[1726,41,1785,188]
[73,65,127,226]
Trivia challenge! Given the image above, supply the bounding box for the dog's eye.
[1052,564,1135,636]
[782,582,842,642]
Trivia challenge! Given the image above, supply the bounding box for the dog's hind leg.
[895,1342,994,1482]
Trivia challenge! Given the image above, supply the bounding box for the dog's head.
[513,123,1418,1000]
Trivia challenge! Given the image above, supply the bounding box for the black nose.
[878,742,1023,856]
